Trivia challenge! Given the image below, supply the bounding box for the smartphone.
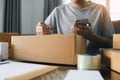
[75,19,88,26]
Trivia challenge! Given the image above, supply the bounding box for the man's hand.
[71,22,111,47]
[71,22,92,38]
[36,22,51,35]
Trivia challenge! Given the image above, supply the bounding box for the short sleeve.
[100,6,115,38]
[45,8,57,33]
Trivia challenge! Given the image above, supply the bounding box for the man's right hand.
[36,22,51,35]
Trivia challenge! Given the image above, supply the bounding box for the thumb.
[46,24,52,29]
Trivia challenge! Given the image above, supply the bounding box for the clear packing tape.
[77,54,101,70]
[0,42,8,61]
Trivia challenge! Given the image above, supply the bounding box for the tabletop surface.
[59,65,120,80]
[32,65,120,80]
[1,61,119,80]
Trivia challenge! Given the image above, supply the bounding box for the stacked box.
[101,34,120,73]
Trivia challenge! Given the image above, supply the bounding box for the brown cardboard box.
[0,33,19,58]
[102,34,120,72]
[1,61,58,80]
[110,50,120,73]
[113,34,120,49]
[101,49,120,73]
[101,49,112,67]
[101,34,120,73]
[12,34,86,65]
[0,33,18,48]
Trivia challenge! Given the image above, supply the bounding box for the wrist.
[48,30,53,34]
[84,31,94,39]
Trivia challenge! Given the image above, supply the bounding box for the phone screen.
[75,19,88,26]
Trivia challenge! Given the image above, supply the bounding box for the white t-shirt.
[45,2,115,53]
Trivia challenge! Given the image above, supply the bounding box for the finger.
[38,22,43,26]
[43,28,50,32]
[87,22,91,26]
[86,23,89,27]
[86,23,92,29]
[36,26,43,32]
[72,28,79,34]
[78,25,91,30]
[38,22,46,28]
[71,22,79,31]
[36,22,47,31]
[46,24,52,28]
[72,30,77,34]
[87,26,92,30]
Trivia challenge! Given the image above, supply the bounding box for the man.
[36,0,115,53]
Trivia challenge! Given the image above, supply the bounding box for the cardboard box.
[101,49,112,67]
[101,34,120,73]
[0,61,58,80]
[0,33,18,48]
[0,33,19,58]
[110,50,120,73]
[12,34,86,65]
[113,34,120,49]
[101,49,120,73]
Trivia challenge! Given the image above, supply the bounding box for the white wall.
[0,0,4,32]
[21,0,44,35]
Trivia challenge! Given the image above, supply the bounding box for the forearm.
[86,32,112,48]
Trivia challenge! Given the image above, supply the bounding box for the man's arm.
[86,31,112,48]
[71,22,112,48]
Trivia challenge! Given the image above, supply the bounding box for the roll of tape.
[0,42,8,60]
[77,54,101,70]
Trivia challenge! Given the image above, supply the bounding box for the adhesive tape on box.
[77,54,101,70]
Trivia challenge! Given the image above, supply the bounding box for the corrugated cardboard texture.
[101,49,120,73]
[12,34,86,65]
[113,34,120,49]
[0,33,19,58]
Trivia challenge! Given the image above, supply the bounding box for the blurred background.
[0,0,120,35]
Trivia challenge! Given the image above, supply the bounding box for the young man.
[36,0,115,53]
